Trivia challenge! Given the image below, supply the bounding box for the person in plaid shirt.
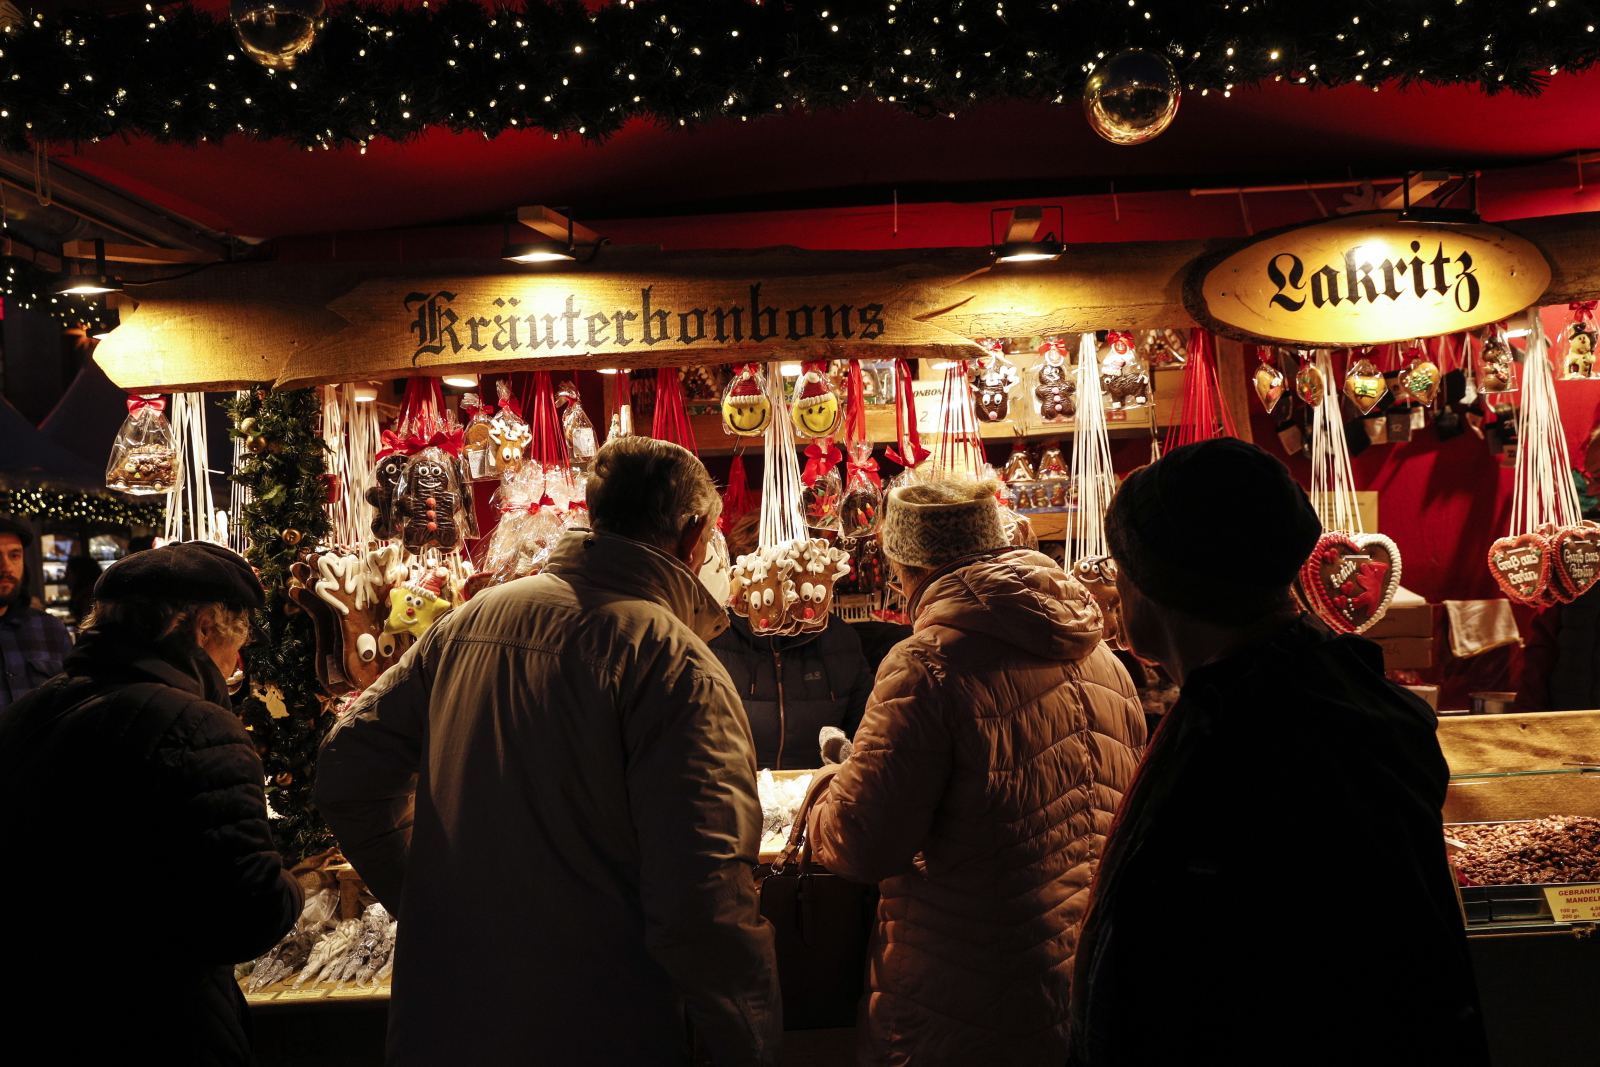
[0,517,73,708]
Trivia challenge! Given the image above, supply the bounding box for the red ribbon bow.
[126,394,165,414]
[423,428,465,457]
[1570,301,1598,323]
[1107,331,1135,354]
[374,429,417,461]
[803,440,843,488]
[1036,339,1071,360]
[979,339,1005,355]
[847,450,881,489]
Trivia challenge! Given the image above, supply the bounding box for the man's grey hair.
[84,597,251,645]
[586,436,722,550]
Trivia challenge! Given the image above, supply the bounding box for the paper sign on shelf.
[1542,884,1600,922]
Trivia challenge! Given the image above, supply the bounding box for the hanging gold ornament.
[1342,358,1387,414]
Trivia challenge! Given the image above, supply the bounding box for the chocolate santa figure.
[394,448,463,552]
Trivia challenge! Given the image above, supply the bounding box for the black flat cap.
[0,516,32,549]
[95,540,264,610]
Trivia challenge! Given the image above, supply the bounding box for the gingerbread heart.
[1342,358,1386,415]
[1552,523,1600,602]
[1296,362,1325,406]
[1299,531,1402,635]
[1487,532,1551,605]
[1404,359,1441,405]
[1254,362,1286,414]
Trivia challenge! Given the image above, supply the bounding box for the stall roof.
[53,71,1600,245]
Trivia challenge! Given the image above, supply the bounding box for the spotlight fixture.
[502,240,577,264]
[990,205,1065,263]
[596,368,621,375]
[779,363,803,377]
[352,384,380,402]
[55,237,123,295]
[1394,170,1480,224]
[502,205,603,265]
[443,372,480,388]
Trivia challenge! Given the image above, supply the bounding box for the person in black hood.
[1069,439,1489,1067]
[0,541,302,1067]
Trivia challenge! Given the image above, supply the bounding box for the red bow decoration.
[422,428,465,457]
[374,429,418,461]
[885,359,930,469]
[979,338,1005,355]
[1037,339,1071,360]
[126,394,165,414]
[1107,331,1135,354]
[494,384,524,421]
[847,449,881,489]
[1570,301,1598,323]
[803,439,843,487]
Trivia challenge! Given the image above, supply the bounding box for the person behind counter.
[316,436,780,1067]
[0,516,73,707]
[1070,438,1489,1067]
[0,541,302,1066]
[805,479,1146,1067]
[711,506,873,769]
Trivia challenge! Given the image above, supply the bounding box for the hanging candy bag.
[107,394,181,495]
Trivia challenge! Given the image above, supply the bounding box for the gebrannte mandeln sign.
[1187,211,1552,346]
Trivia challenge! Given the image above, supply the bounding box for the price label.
[329,986,371,998]
[1542,884,1600,922]
[244,991,278,1004]
[274,988,329,1002]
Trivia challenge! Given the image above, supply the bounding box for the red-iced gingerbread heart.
[1298,531,1402,635]
[1487,533,1551,605]
[1551,523,1600,602]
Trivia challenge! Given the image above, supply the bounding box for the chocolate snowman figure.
[1567,321,1597,379]
[1035,353,1076,421]
[395,449,462,552]
[971,356,1019,423]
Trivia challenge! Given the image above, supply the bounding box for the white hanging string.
[1510,310,1583,535]
[323,384,382,546]
[228,391,253,554]
[164,392,222,544]
[758,363,806,547]
[1070,333,1117,561]
[1308,349,1360,533]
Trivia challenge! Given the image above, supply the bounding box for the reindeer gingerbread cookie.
[729,545,800,636]
[793,538,852,631]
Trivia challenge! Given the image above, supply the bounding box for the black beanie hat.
[1106,438,1321,624]
[0,516,32,549]
[95,540,264,610]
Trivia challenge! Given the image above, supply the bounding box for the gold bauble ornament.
[1083,49,1181,145]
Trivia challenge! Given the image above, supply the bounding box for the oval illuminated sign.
[1187,211,1551,346]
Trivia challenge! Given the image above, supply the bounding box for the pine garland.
[0,1,1591,152]
[224,385,334,861]
[0,487,164,526]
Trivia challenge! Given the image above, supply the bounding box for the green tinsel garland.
[0,256,116,331]
[0,1,1591,152]
[0,487,164,527]
[224,385,334,861]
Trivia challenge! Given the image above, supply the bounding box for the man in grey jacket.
[317,436,781,1067]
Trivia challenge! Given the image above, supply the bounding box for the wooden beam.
[91,209,1600,394]
[61,240,220,265]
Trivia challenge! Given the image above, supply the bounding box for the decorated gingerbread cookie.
[366,453,407,540]
[1487,532,1551,605]
[971,354,1019,423]
[722,364,772,436]
[729,545,800,635]
[793,538,852,631]
[1552,522,1600,601]
[394,447,463,552]
[1035,346,1076,421]
[1073,555,1123,649]
[792,362,844,439]
[383,568,453,638]
[1299,532,1402,634]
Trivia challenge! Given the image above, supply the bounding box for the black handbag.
[759,771,879,1030]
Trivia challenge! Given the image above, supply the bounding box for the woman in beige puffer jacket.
[808,483,1145,1067]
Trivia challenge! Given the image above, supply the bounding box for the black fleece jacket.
[0,626,301,1066]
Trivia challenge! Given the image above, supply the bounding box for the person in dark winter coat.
[1516,582,1600,712]
[1071,439,1488,1067]
[709,612,873,769]
[0,541,302,1067]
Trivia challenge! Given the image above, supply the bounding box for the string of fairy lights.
[0,1,1591,152]
[0,255,116,330]
[0,487,165,527]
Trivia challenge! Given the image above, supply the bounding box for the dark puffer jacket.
[0,626,301,1066]
[709,612,874,769]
